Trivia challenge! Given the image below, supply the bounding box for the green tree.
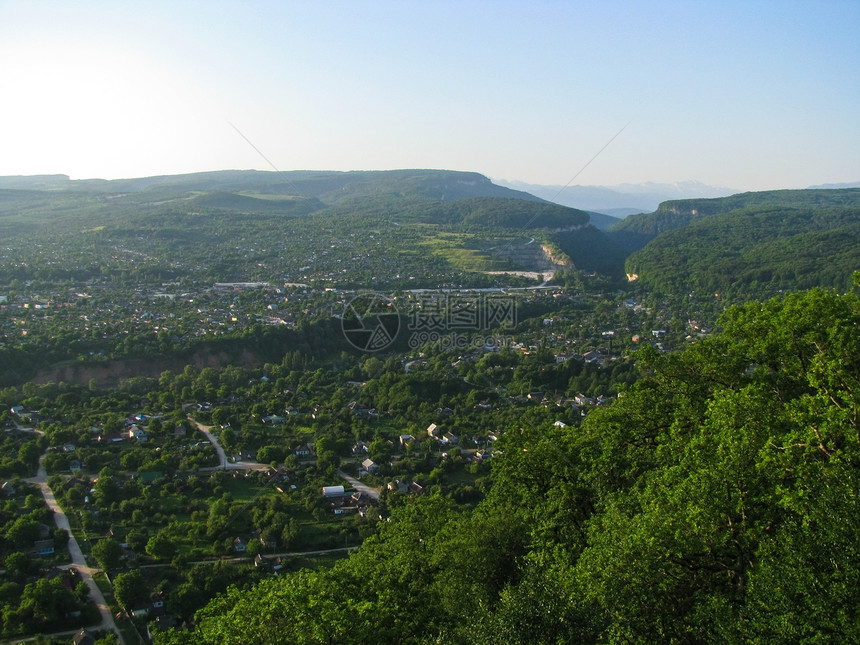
[112,569,147,610]
[18,577,79,626]
[146,532,178,561]
[91,538,123,571]
[6,516,40,547]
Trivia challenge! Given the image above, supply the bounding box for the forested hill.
[0,170,603,287]
[155,283,860,644]
[0,169,545,205]
[609,187,860,252]
[623,192,860,301]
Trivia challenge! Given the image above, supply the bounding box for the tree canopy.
[156,283,860,644]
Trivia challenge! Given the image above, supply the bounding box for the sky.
[1,0,858,191]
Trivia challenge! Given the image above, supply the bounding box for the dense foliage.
[609,187,860,251]
[626,203,860,300]
[155,282,860,644]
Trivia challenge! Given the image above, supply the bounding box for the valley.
[0,169,857,644]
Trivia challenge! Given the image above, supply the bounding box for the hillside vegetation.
[0,170,606,288]
[155,282,860,644]
[2,171,856,297]
[625,203,860,300]
[609,188,860,252]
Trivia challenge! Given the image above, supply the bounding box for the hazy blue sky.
[1,0,857,190]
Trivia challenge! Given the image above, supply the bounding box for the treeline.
[625,204,860,301]
[609,187,860,251]
[156,281,860,644]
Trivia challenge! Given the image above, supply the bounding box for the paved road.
[26,452,125,645]
[337,470,381,501]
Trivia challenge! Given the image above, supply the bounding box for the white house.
[322,485,345,498]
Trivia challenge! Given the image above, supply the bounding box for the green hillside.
[626,204,860,299]
[610,188,860,252]
[0,170,604,288]
[153,285,860,644]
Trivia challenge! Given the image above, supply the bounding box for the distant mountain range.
[495,179,738,214]
[806,181,860,189]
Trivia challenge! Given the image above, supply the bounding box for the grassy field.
[419,233,514,271]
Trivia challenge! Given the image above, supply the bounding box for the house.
[233,538,247,553]
[582,351,601,364]
[427,423,440,438]
[322,485,345,498]
[33,539,55,555]
[130,603,150,618]
[361,458,378,474]
[294,444,311,457]
[527,391,544,402]
[1,481,16,497]
[387,479,409,494]
[69,459,83,472]
[441,432,459,446]
[149,591,166,616]
[127,426,148,442]
[399,434,416,447]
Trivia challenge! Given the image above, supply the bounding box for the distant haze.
[498,180,738,214]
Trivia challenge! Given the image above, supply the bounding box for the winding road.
[187,417,270,472]
[24,441,125,644]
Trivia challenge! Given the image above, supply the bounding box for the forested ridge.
[155,280,860,644]
[2,172,857,298]
[625,204,860,300]
[609,188,860,248]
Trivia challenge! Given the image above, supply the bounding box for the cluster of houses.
[321,485,378,516]
[8,405,38,424]
[93,413,154,444]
